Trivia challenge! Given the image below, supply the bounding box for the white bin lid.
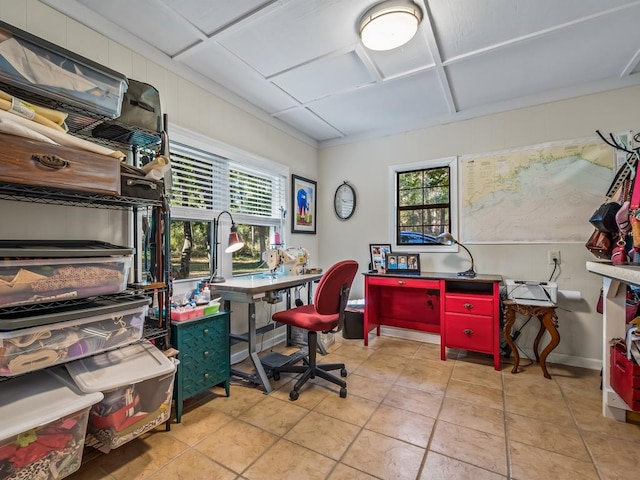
[0,367,103,441]
[65,341,176,393]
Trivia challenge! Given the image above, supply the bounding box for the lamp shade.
[359,0,423,51]
[436,232,456,246]
[225,230,244,253]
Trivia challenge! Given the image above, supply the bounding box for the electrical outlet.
[548,250,560,265]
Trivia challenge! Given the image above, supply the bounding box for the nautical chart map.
[460,139,614,243]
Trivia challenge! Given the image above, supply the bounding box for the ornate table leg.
[503,305,520,374]
[532,316,546,364]
[538,309,560,379]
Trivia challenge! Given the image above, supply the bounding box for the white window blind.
[169,142,228,212]
[169,140,286,225]
[229,162,286,220]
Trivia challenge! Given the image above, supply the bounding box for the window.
[390,157,458,249]
[167,125,287,281]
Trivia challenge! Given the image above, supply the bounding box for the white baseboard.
[230,326,287,365]
[230,325,603,372]
[378,327,601,371]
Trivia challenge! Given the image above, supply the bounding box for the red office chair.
[272,260,358,401]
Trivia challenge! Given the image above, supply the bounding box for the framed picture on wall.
[369,243,392,272]
[291,174,317,234]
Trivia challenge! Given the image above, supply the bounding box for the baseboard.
[230,325,287,365]
[230,324,603,372]
[378,327,601,371]
[379,326,441,345]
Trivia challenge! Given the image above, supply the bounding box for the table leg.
[503,306,520,374]
[538,310,560,379]
[532,317,546,364]
[229,303,273,394]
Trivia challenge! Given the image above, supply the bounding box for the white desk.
[211,272,323,393]
[586,261,640,420]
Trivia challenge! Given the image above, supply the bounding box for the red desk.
[363,272,502,370]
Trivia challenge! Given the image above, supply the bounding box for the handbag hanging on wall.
[589,201,621,233]
[585,228,613,259]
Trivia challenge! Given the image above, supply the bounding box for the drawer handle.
[203,329,209,335]
[204,373,210,380]
[127,178,158,189]
[31,154,69,170]
[463,303,474,310]
[203,351,209,358]
[463,329,474,336]
[397,280,406,285]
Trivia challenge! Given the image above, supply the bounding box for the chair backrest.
[313,260,359,320]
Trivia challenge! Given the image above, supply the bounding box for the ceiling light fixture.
[359,0,423,51]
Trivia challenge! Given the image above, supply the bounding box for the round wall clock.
[334,181,356,220]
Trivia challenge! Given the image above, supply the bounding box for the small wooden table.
[503,300,560,379]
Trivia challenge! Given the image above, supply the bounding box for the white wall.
[0,0,319,349]
[318,85,640,370]
[2,0,636,370]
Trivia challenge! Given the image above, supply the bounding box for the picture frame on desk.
[385,252,420,275]
[369,243,392,272]
[291,174,317,234]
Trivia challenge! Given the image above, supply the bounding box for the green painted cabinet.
[171,311,230,422]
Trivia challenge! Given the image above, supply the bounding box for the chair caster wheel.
[272,372,280,381]
[289,390,299,401]
[340,368,347,377]
[340,387,347,398]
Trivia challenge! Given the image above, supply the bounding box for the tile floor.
[67,334,640,480]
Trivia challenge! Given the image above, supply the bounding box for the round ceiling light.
[359,0,423,51]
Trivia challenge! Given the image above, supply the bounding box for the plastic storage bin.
[610,343,640,411]
[0,20,128,119]
[0,256,132,308]
[0,299,149,376]
[0,367,103,480]
[65,341,176,452]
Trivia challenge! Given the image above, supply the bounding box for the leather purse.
[589,201,621,233]
[585,228,613,259]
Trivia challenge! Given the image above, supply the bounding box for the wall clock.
[334,181,356,220]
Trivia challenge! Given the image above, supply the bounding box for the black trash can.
[342,307,365,339]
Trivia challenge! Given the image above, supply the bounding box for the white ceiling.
[44,0,640,147]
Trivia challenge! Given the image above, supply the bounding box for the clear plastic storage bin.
[65,341,176,452]
[0,256,132,308]
[0,367,103,480]
[0,301,148,376]
[0,20,128,118]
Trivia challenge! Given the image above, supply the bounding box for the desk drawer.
[180,360,228,397]
[445,293,493,316]
[444,313,493,352]
[367,275,440,289]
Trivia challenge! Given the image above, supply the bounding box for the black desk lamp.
[437,232,477,278]
[210,210,245,283]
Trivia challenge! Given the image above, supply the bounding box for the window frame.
[168,124,288,282]
[388,156,459,253]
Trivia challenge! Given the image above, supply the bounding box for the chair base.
[273,330,347,401]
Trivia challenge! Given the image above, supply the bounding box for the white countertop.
[586,261,640,287]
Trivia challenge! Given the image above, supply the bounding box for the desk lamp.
[437,232,477,278]
[210,210,244,283]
